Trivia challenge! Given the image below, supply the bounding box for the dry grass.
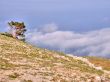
[0,34,110,82]
[86,56,110,71]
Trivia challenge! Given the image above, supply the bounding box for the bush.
[0,32,13,37]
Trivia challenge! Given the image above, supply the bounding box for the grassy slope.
[87,56,110,71]
[0,34,110,81]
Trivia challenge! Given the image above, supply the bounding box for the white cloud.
[27,23,110,58]
[39,23,58,33]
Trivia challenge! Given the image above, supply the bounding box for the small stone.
[95,76,101,82]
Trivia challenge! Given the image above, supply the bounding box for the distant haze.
[27,23,110,58]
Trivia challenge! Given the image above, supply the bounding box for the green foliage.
[8,21,25,28]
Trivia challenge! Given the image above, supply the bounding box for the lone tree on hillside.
[8,21,27,41]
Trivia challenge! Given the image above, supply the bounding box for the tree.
[8,21,27,41]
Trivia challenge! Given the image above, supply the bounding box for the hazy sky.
[0,0,110,58]
[0,0,110,32]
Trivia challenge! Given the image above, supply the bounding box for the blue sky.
[0,0,110,32]
[0,0,110,58]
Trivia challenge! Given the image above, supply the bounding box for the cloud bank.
[27,23,110,58]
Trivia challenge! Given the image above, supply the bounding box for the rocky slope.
[0,34,110,82]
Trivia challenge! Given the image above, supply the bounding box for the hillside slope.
[87,56,110,71]
[0,34,110,82]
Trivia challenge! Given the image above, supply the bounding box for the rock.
[95,76,101,82]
